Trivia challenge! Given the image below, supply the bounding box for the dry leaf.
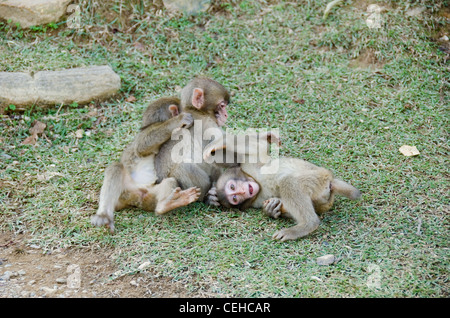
[75,129,84,139]
[29,121,46,135]
[399,145,420,157]
[133,42,145,51]
[125,95,137,103]
[87,109,98,117]
[62,146,70,154]
[22,133,38,145]
[37,171,64,181]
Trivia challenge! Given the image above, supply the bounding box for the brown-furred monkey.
[92,77,230,232]
[205,135,361,241]
[91,97,200,232]
[154,77,231,201]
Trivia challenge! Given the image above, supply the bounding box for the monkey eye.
[230,183,235,191]
[232,195,238,203]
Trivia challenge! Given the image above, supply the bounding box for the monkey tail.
[331,179,361,200]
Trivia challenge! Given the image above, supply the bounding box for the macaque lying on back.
[205,134,361,241]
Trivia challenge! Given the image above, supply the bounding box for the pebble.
[138,261,151,271]
[316,254,335,266]
[41,286,57,295]
[1,271,12,280]
[56,277,67,284]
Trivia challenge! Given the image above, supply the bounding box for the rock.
[138,261,151,271]
[163,0,211,15]
[41,286,57,296]
[1,271,12,280]
[0,0,72,28]
[17,269,26,276]
[316,254,335,266]
[56,277,67,284]
[0,66,121,113]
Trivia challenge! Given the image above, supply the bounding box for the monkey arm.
[135,114,192,157]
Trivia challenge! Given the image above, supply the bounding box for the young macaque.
[91,97,200,233]
[141,96,181,129]
[154,77,231,200]
[205,135,361,241]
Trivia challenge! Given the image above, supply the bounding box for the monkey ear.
[266,131,281,147]
[192,88,205,109]
[168,104,179,117]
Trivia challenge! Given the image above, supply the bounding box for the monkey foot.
[155,187,201,215]
[272,227,303,242]
[91,214,115,233]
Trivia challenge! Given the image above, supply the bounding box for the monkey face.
[181,77,230,127]
[214,100,228,127]
[223,178,259,206]
[216,168,260,207]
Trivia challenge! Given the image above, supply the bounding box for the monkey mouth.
[249,184,253,195]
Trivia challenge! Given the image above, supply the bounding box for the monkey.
[141,96,180,130]
[91,97,201,233]
[154,77,231,201]
[203,135,361,241]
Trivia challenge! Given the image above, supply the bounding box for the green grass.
[0,0,448,297]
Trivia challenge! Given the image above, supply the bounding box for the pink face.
[224,178,260,205]
[215,100,228,127]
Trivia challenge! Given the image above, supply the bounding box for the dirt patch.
[349,49,385,70]
[0,232,197,298]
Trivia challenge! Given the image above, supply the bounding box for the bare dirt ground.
[0,232,195,298]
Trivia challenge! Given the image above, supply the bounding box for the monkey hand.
[205,186,220,207]
[179,112,194,129]
[263,198,283,219]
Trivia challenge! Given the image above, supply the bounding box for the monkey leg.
[91,162,126,233]
[169,163,212,201]
[152,177,201,215]
[272,178,320,241]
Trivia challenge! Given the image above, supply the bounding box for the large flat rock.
[0,0,71,28]
[0,66,121,112]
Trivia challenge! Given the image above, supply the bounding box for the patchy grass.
[0,0,448,297]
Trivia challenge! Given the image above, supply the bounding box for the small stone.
[41,286,57,295]
[17,269,26,276]
[56,277,67,284]
[138,261,151,271]
[1,271,12,280]
[316,254,335,266]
